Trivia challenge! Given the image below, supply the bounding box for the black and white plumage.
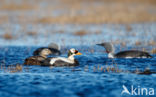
[33,43,61,56]
[97,42,152,58]
[41,48,82,66]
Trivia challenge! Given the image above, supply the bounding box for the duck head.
[68,48,82,60]
[40,49,52,58]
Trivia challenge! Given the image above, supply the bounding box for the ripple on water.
[0,46,156,97]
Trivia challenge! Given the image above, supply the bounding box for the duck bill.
[76,52,82,55]
[96,43,102,46]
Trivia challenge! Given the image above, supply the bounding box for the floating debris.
[74,30,88,36]
[27,31,37,36]
[151,48,156,54]
[10,64,23,73]
[2,33,13,40]
[135,41,142,46]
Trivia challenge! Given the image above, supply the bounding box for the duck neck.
[40,51,48,58]
[108,53,114,58]
[68,55,75,61]
[41,55,47,58]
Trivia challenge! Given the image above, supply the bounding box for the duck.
[97,42,152,58]
[41,48,82,66]
[33,43,61,56]
[24,48,52,65]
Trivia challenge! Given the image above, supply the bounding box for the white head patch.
[70,48,76,53]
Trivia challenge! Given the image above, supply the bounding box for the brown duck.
[24,48,52,65]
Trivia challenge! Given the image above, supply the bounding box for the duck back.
[24,56,45,65]
[115,50,152,58]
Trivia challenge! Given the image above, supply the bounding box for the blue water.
[0,46,156,97]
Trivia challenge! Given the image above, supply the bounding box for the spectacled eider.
[33,43,61,56]
[24,48,52,65]
[41,48,82,66]
[97,42,152,58]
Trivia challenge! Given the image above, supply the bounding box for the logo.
[121,85,154,96]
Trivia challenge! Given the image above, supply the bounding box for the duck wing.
[41,57,79,66]
[53,60,78,66]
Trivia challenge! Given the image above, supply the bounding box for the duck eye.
[75,50,78,54]
[106,50,110,53]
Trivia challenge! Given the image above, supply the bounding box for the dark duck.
[41,48,82,66]
[97,42,152,58]
[33,43,61,56]
[24,48,52,65]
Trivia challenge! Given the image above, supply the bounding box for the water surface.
[0,46,156,97]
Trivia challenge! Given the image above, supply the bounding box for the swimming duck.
[33,43,61,56]
[97,42,152,58]
[24,48,52,65]
[41,48,82,66]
